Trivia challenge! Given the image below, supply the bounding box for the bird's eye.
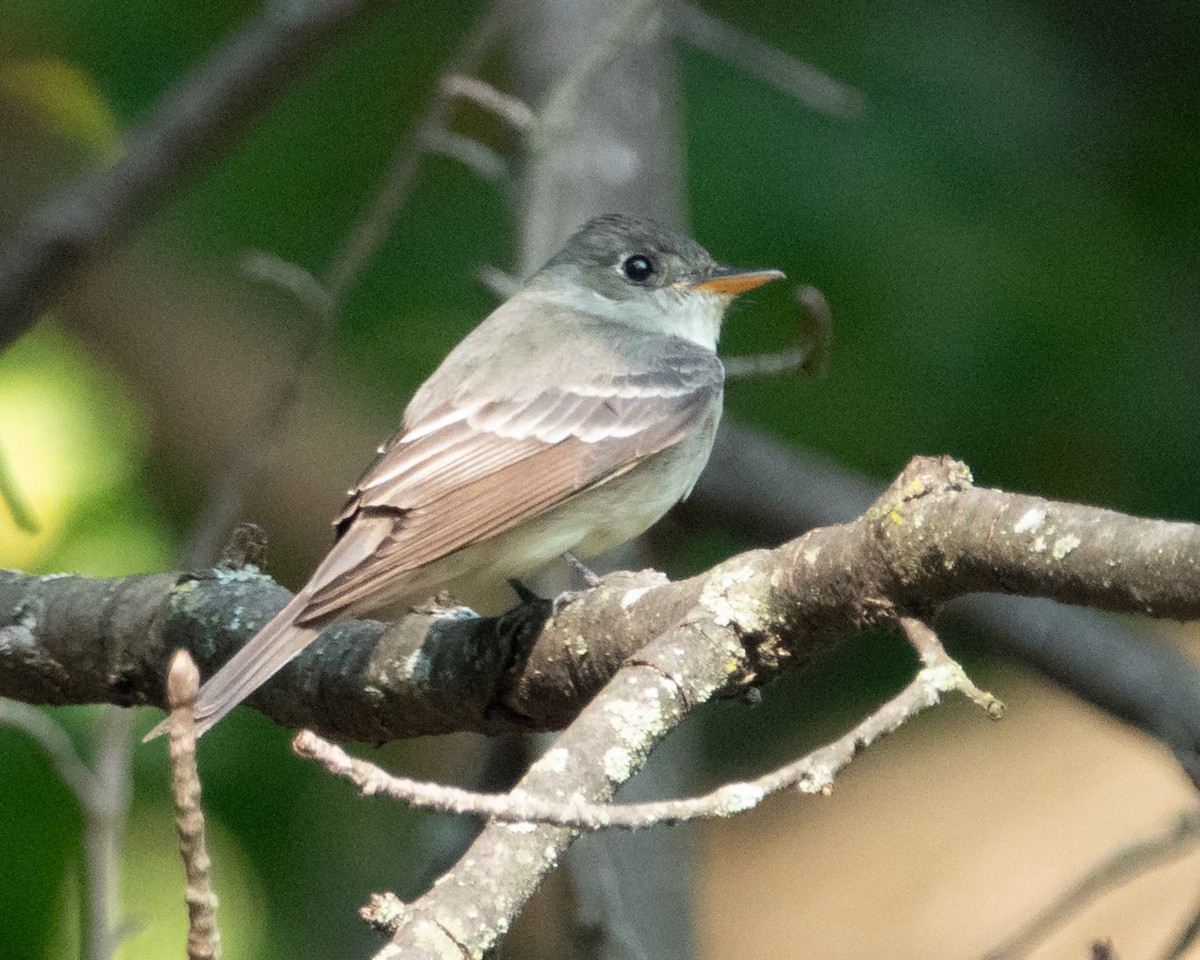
[621,254,655,283]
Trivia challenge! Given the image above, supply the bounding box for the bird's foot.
[507,577,591,617]
[550,588,589,616]
[413,590,477,618]
[552,552,603,613]
[507,578,543,605]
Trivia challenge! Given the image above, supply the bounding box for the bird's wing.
[298,345,723,622]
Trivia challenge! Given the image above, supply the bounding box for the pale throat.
[530,284,727,352]
[642,286,728,351]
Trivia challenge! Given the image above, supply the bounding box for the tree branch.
[677,3,864,118]
[371,599,745,958]
[691,423,1200,787]
[293,625,999,830]
[165,652,220,960]
[3,457,1198,743]
[981,811,1200,960]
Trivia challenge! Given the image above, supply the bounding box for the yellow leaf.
[0,325,148,569]
[0,59,123,163]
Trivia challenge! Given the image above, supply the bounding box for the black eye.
[621,254,655,283]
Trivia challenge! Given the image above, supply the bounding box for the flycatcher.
[147,213,783,740]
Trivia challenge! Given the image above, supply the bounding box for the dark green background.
[0,0,1196,956]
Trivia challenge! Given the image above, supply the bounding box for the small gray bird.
[146,213,783,740]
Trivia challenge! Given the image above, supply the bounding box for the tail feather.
[143,591,323,742]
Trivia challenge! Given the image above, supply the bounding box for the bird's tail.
[143,591,322,742]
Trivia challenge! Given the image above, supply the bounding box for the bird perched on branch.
[146,213,783,740]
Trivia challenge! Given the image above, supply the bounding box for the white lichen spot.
[540,747,569,774]
[212,564,264,582]
[1051,534,1081,559]
[399,648,431,684]
[1032,536,1047,553]
[604,695,661,734]
[0,624,35,652]
[803,546,821,565]
[620,586,653,609]
[602,745,633,780]
[1013,508,1046,534]
[920,661,961,692]
[700,565,769,630]
[714,782,765,813]
[572,634,589,657]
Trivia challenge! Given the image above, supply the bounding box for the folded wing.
[299,347,723,622]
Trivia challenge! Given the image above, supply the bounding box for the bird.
[145,213,783,740]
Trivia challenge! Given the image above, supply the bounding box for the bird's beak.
[688,266,786,297]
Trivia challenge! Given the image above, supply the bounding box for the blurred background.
[1,0,1198,957]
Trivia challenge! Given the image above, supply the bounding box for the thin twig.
[322,0,511,303]
[85,707,135,960]
[476,264,521,299]
[441,74,534,129]
[0,694,98,800]
[722,345,808,380]
[0,692,134,960]
[167,651,221,960]
[723,285,832,381]
[242,251,334,319]
[293,644,1000,829]
[796,284,833,377]
[421,128,509,182]
[678,4,864,118]
[981,811,1200,960]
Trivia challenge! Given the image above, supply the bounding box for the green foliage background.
[0,0,1196,956]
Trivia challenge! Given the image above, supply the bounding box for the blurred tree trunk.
[512,2,696,958]
[515,0,684,270]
